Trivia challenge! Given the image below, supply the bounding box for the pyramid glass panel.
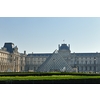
[37,50,72,72]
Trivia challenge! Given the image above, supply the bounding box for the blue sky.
[0,17,100,53]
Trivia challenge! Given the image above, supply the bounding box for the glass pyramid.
[37,50,72,72]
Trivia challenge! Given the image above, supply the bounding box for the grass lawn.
[1,75,100,81]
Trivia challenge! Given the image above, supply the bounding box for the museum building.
[0,42,100,73]
[26,43,100,73]
[0,43,26,72]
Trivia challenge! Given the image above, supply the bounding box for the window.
[43,58,46,61]
[36,58,38,60]
[71,57,73,59]
[74,61,77,64]
[81,61,83,64]
[90,61,91,64]
[71,60,73,64]
[81,57,83,59]
[90,66,91,70]
[34,61,36,64]
[40,58,42,60]
[85,61,87,64]
[77,61,79,64]
[94,57,96,59]
[34,67,36,71]
[81,66,83,71]
[85,66,87,71]
[94,60,96,64]
[21,67,22,71]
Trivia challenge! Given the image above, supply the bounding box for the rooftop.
[59,44,70,50]
[27,53,52,57]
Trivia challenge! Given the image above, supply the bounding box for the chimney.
[58,44,60,50]
[24,51,26,55]
[68,44,70,49]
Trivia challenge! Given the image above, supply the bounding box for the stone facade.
[0,42,100,73]
[26,44,100,73]
[0,43,26,72]
[25,53,50,72]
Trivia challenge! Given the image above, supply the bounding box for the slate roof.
[27,52,99,57]
[4,43,14,53]
[59,44,69,50]
[71,53,99,56]
[27,53,52,57]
